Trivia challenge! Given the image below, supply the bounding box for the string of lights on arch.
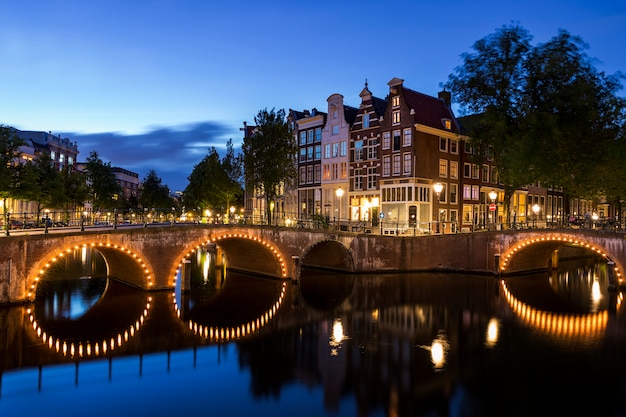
[26,242,155,358]
[170,233,288,288]
[29,242,154,301]
[499,235,622,284]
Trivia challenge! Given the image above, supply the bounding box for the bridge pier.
[551,249,559,269]
[494,254,500,276]
[182,259,191,293]
[291,256,300,283]
[608,261,617,292]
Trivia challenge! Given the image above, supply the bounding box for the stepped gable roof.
[343,105,358,125]
[359,80,387,117]
[403,88,459,133]
[372,96,387,117]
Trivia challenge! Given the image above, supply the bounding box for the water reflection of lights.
[501,281,608,338]
[29,243,154,300]
[329,318,347,356]
[171,233,288,287]
[28,296,152,358]
[485,318,500,348]
[500,236,622,285]
[418,331,449,371]
[182,282,287,343]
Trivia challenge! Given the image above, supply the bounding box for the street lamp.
[489,190,498,228]
[230,206,235,224]
[44,209,50,234]
[1,200,8,236]
[81,210,87,232]
[433,182,443,233]
[335,187,344,231]
[532,204,540,228]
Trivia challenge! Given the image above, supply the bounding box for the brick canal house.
[254,77,578,232]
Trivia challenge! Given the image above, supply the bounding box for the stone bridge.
[0,225,624,304]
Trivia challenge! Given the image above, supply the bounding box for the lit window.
[392,96,400,107]
[450,161,458,179]
[439,159,448,177]
[392,111,400,124]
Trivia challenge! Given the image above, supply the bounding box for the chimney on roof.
[438,90,451,108]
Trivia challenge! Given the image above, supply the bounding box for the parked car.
[8,220,23,229]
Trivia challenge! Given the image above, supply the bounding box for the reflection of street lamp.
[230,206,235,224]
[335,187,344,230]
[532,204,540,228]
[433,182,443,233]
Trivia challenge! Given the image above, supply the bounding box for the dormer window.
[442,118,452,130]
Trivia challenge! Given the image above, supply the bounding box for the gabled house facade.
[349,81,386,228]
[321,94,357,224]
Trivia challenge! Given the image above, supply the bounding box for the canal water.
[0,247,625,416]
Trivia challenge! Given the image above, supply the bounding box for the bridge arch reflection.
[181,281,287,343]
[500,279,616,339]
[28,283,152,359]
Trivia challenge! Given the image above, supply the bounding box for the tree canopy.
[140,169,173,209]
[84,151,122,210]
[445,24,626,219]
[183,139,243,214]
[242,108,297,221]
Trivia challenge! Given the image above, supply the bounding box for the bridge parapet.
[0,225,624,304]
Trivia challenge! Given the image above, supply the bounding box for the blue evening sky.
[1,0,624,191]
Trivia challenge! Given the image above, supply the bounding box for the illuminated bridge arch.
[499,234,622,283]
[28,241,155,301]
[170,232,288,287]
[300,239,354,272]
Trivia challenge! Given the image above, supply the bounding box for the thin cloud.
[61,121,237,192]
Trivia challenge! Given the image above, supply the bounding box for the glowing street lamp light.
[433,183,443,233]
[335,187,344,230]
[489,190,498,227]
[532,204,540,228]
